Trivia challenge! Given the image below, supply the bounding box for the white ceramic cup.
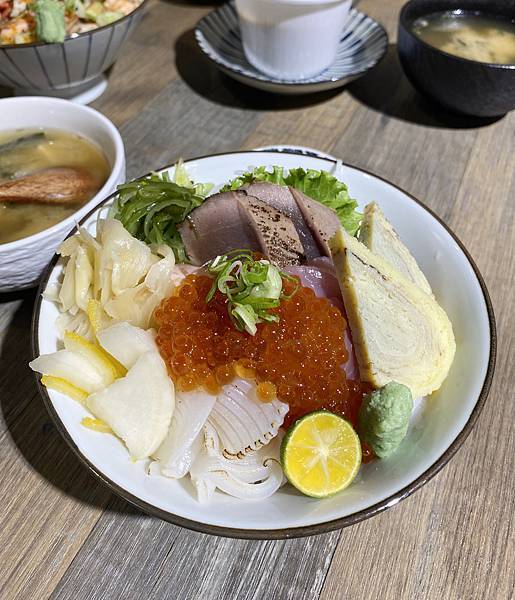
[235,0,352,80]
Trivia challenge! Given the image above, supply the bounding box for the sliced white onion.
[100,219,154,296]
[59,253,77,313]
[153,390,216,478]
[78,226,101,253]
[74,245,93,312]
[50,219,199,342]
[144,254,176,296]
[208,378,288,459]
[58,235,80,257]
[43,282,60,302]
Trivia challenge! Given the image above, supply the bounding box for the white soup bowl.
[0,96,125,292]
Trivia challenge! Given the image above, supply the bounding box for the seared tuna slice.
[179,191,304,267]
[238,195,304,267]
[178,191,262,264]
[289,187,340,256]
[241,182,321,260]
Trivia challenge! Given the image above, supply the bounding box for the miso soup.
[0,129,110,244]
[412,11,515,65]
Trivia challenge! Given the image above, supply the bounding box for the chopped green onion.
[205,251,299,335]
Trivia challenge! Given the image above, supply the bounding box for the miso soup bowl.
[0,97,125,293]
[398,0,515,117]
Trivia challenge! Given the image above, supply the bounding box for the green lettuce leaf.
[173,159,214,197]
[221,165,361,235]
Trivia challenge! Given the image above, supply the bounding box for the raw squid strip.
[208,379,288,459]
[190,422,284,503]
[153,390,216,478]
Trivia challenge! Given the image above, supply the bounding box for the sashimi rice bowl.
[31,151,493,535]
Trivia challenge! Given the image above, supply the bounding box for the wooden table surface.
[1,1,513,598]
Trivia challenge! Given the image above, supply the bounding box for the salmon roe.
[155,274,368,428]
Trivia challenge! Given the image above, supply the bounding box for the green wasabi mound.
[35,0,66,44]
[358,382,413,458]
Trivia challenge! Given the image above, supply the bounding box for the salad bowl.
[0,0,148,103]
[32,150,495,538]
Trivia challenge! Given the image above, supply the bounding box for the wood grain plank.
[92,0,212,127]
[50,499,183,600]
[147,530,340,600]
[0,294,39,437]
[52,504,340,600]
[0,295,112,600]
[240,94,360,154]
[120,78,264,177]
[0,1,513,599]
[329,52,480,221]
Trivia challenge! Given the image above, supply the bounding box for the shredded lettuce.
[173,159,213,197]
[220,165,362,236]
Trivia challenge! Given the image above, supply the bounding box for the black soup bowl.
[398,0,515,117]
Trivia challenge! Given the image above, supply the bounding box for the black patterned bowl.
[398,0,515,117]
[0,0,148,100]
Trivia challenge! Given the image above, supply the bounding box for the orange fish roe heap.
[155,274,367,428]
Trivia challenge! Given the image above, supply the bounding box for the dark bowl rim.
[194,6,389,88]
[31,149,497,540]
[399,0,515,70]
[0,0,149,50]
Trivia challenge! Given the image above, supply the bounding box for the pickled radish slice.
[30,349,109,394]
[97,322,157,370]
[87,352,174,460]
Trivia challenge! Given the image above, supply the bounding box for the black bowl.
[397,0,515,117]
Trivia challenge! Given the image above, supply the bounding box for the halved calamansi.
[281,411,361,498]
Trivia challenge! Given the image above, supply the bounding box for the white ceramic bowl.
[33,150,495,538]
[235,0,352,79]
[0,96,125,292]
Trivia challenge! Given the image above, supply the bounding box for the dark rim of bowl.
[399,0,515,70]
[31,149,497,540]
[195,8,389,88]
[0,0,149,50]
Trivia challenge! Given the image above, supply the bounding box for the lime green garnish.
[281,411,362,498]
